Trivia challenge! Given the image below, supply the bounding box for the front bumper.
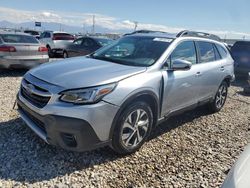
[17,90,119,152]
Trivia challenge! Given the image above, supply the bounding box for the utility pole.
[133,21,138,31]
[83,23,85,34]
[92,15,95,34]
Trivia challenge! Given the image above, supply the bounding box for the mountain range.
[0,20,129,34]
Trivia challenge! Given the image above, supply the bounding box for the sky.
[0,0,250,38]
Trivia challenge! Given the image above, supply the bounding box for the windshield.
[91,36,170,67]
[0,34,39,44]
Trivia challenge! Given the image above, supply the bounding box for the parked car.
[0,31,49,69]
[16,30,234,154]
[62,37,113,58]
[24,30,41,39]
[231,41,250,78]
[243,72,250,94]
[221,144,250,188]
[39,31,74,57]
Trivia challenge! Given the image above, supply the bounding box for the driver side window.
[167,41,197,67]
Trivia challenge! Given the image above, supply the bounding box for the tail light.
[38,46,48,52]
[0,46,16,52]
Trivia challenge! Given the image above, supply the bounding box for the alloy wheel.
[215,84,227,109]
[121,109,149,148]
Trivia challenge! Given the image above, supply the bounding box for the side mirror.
[171,59,192,71]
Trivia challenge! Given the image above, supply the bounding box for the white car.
[39,31,74,57]
[221,144,250,188]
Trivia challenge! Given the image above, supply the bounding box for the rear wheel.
[209,81,228,112]
[111,101,153,155]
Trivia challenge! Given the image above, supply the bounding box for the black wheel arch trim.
[108,90,160,140]
[223,75,234,86]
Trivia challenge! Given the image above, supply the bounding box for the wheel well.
[109,92,160,140]
[125,94,159,127]
[223,77,231,87]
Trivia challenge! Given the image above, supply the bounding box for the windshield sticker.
[153,38,172,42]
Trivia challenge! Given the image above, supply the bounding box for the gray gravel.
[0,69,249,188]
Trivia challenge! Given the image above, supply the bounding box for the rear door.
[195,41,224,101]
[161,40,201,115]
[78,38,96,55]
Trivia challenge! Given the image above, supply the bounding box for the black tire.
[47,46,54,58]
[63,51,68,58]
[208,81,228,113]
[111,101,153,155]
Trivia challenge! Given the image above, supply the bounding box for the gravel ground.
[0,69,249,188]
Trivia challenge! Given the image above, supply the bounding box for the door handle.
[220,66,225,71]
[195,72,202,77]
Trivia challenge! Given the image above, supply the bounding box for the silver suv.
[17,30,234,154]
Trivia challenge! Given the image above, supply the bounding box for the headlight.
[60,83,117,104]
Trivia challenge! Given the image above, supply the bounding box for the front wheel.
[111,101,153,155]
[47,46,54,58]
[209,81,228,113]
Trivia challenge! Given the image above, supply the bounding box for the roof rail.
[176,30,221,41]
[123,30,170,36]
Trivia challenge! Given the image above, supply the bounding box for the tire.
[47,46,54,58]
[208,81,228,113]
[111,101,153,155]
[63,51,68,58]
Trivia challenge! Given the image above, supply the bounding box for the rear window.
[197,41,216,63]
[53,33,74,40]
[0,34,39,44]
[231,41,250,53]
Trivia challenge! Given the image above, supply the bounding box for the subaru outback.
[17,30,234,154]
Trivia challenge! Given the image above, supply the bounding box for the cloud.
[0,6,249,39]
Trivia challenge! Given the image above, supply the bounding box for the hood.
[29,57,146,89]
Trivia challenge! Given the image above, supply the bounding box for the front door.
[161,40,201,116]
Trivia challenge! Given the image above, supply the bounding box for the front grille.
[19,105,46,134]
[21,79,51,108]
